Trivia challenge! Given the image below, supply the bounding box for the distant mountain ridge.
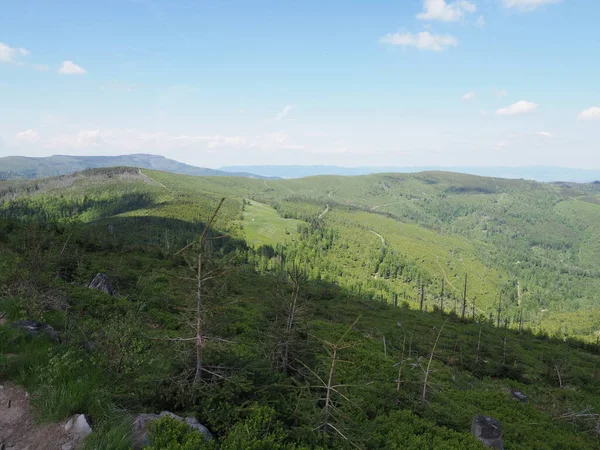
[0,154,273,180]
[220,165,600,183]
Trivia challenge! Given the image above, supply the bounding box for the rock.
[88,273,116,296]
[471,415,503,450]
[511,390,528,403]
[61,443,75,450]
[10,320,60,343]
[64,414,93,440]
[132,411,212,449]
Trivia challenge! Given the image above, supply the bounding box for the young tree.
[271,263,309,374]
[173,197,228,383]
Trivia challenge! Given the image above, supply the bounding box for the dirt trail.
[0,382,77,450]
[138,169,172,193]
[369,230,385,246]
[318,204,330,219]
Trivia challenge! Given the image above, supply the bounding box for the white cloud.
[174,135,247,148]
[577,107,600,121]
[417,0,476,22]
[275,105,294,121]
[15,129,40,143]
[0,42,30,63]
[496,100,538,116]
[480,110,488,116]
[463,91,476,101]
[58,61,87,75]
[536,131,554,138]
[48,130,101,149]
[476,16,486,27]
[380,31,458,51]
[496,89,508,98]
[502,0,561,11]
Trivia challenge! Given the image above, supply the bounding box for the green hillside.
[2,167,600,448]
[2,168,600,339]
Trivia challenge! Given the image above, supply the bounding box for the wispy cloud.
[0,42,30,63]
[174,135,247,148]
[496,89,508,98]
[536,131,554,138]
[58,61,87,75]
[380,31,458,51]
[496,100,538,116]
[275,105,294,121]
[502,0,561,11]
[577,107,600,121]
[14,129,40,143]
[417,0,476,22]
[462,91,476,101]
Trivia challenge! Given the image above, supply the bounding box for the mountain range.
[221,165,600,182]
[0,154,273,180]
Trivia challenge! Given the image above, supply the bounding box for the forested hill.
[0,154,272,180]
[220,164,600,182]
[2,167,600,340]
[2,167,600,448]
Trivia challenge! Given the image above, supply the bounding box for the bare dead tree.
[439,278,445,312]
[172,197,226,383]
[273,263,309,374]
[395,333,407,391]
[475,327,482,364]
[497,292,502,328]
[305,317,360,443]
[422,319,448,402]
[461,273,468,320]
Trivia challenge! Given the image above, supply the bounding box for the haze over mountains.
[222,165,600,183]
[0,154,273,180]
[2,153,600,183]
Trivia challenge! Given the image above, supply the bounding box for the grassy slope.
[241,200,303,248]
[1,208,600,449]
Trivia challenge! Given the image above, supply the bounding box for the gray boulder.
[88,273,116,296]
[10,320,60,343]
[471,415,503,450]
[132,411,212,449]
[64,414,93,440]
[511,390,528,403]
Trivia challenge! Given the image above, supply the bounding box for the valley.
[1,167,600,449]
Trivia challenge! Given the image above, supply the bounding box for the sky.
[1,0,599,168]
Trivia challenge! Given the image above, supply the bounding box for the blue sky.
[1,0,599,168]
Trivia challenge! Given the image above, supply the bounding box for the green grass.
[241,200,304,248]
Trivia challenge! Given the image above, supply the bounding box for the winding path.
[369,230,385,246]
[139,169,172,193]
[318,204,330,219]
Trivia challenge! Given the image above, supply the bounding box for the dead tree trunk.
[173,197,225,384]
[461,273,468,320]
[497,292,502,328]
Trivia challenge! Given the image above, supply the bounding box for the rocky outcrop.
[471,415,503,450]
[88,273,116,296]
[10,320,60,343]
[64,414,93,441]
[132,411,212,449]
[511,390,528,403]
